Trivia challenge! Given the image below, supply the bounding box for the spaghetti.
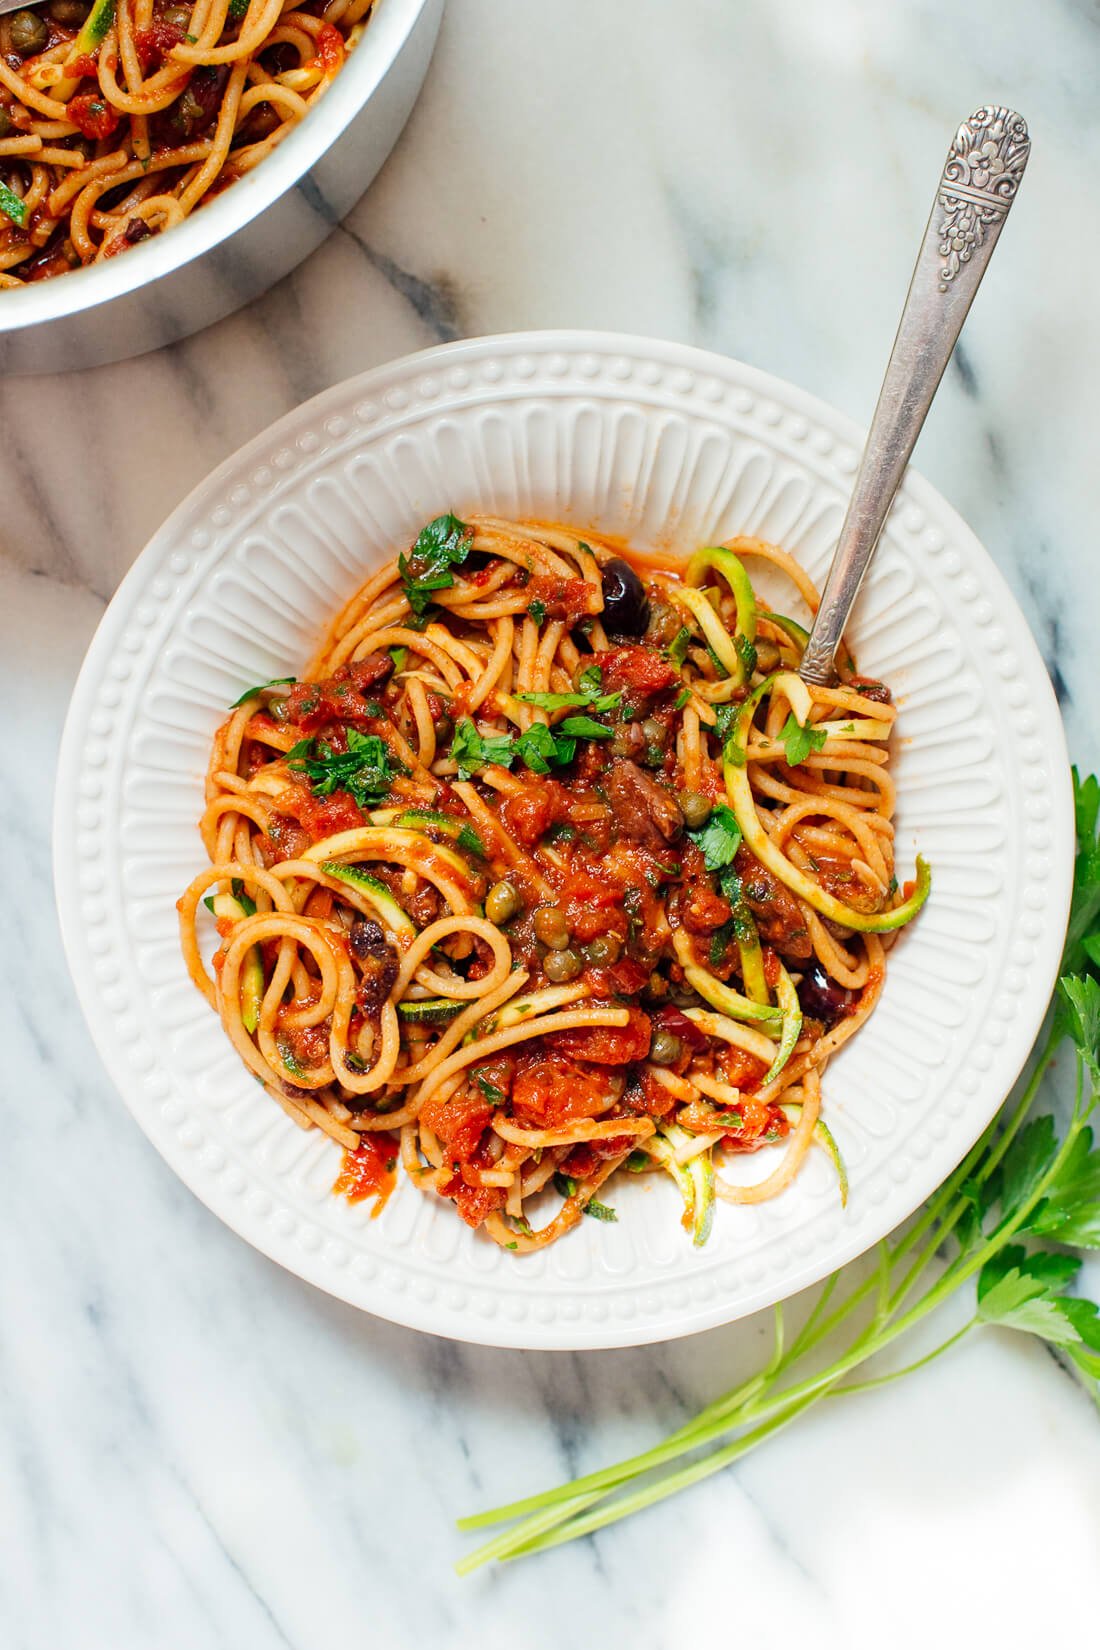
[0,0,373,284]
[179,515,930,1250]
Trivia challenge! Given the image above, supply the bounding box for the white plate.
[54,332,1073,1349]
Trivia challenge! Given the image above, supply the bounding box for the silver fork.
[799,107,1031,687]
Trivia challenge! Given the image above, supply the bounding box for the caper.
[485,880,519,925]
[533,905,570,950]
[161,2,192,24]
[585,933,622,967]
[544,948,582,983]
[0,108,11,140]
[48,0,91,24]
[178,87,204,124]
[640,716,666,748]
[649,1027,683,1066]
[679,790,711,830]
[755,639,781,673]
[9,9,48,54]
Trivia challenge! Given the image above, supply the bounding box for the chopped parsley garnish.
[450,720,517,780]
[779,713,828,767]
[227,0,248,16]
[456,824,487,857]
[389,646,408,673]
[527,599,547,625]
[687,803,742,872]
[0,183,28,230]
[584,1197,618,1222]
[228,676,295,709]
[287,729,404,807]
[398,513,473,616]
[474,1070,505,1104]
[557,714,614,740]
[517,687,621,713]
[553,1173,579,1198]
[449,711,612,778]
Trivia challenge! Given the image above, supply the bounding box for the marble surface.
[3,1,1099,1644]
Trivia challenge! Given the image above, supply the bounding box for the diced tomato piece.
[314,21,344,71]
[599,645,678,697]
[510,1056,612,1129]
[67,94,121,140]
[294,788,365,841]
[134,20,183,69]
[501,784,558,848]
[66,51,99,77]
[552,1007,651,1067]
[448,1179,507,1228]
[723,1099,790,1152]
[525,574,602,625]
[333,1134,398,1213]
[420,1092,492,1163]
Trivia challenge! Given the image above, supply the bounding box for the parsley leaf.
[687,803,742,872]
[779,713,828,767]
[513,722,568,774]
[450,719,517,780]
[557,714,614,739]
[398,513,473,616]
[1022,1126,1100,1247]
[584,1197,618,1222]
[517,689,621,713]
[977,1245,1092,1346]
[474,1070,505,1104]
[1064,767,1100,975]
[527,599,547,625]
[0,182,28,229]
[229,675,295,708]
[577,665,604,695]
[287,729,403,807]
[998,1115,1059,1216]
[553,1172,579,1198]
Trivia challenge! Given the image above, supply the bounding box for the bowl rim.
[52,330,1075,1348]
[0,0,431,333]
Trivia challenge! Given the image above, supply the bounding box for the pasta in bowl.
[179,514,928,1252]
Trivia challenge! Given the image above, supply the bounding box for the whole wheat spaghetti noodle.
[179,514,930,1249]
[0,0,373,282]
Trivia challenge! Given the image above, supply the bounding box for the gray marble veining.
[3,2,1099,1645]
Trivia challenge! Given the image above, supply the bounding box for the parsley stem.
[828,1315,977,1396]
[497,1390,823,1563]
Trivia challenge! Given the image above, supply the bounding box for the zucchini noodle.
[179,515,927,1249]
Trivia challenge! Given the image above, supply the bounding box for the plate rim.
[53,329,1074,1349]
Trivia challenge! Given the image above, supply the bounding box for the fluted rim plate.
[53,332,1072,1349]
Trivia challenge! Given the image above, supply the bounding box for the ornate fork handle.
[800,107,1031,686]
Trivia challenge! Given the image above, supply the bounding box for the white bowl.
[0,0,442,375]
[53,332,1073,1349]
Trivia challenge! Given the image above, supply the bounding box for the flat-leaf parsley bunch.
[457,768,1100,1573]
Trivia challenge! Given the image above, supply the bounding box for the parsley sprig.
[779,712,828,766]
[449,712,612,780]
[286,729,404,808]
[398,513,473,616]
[456,764,1100,1572]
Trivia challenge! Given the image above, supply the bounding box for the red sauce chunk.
[333,1133,398,1215]
[67,94,121,140]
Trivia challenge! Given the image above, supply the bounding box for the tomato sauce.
[333,1133,398,1215]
